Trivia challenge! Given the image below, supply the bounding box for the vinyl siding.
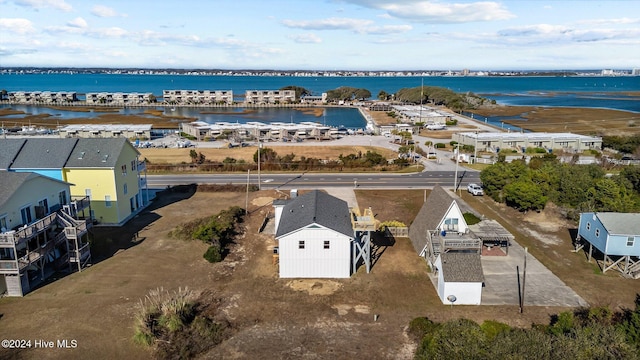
[278,225,352,278]
[0,176,70,228]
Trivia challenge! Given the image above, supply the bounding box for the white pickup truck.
[467,183,484,196]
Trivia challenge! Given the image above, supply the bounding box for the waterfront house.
[0,172,91,297]
[576,212,640,278]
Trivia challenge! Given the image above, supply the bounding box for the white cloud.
[344,0,515,23]
[282,17,373,31]
[15,0,72,11]
[365,24,412,34]
[289,33,322,43]
[282,17,411,35]
[67,17,88,28]
[91,5,126,18]
[0,18,36,34]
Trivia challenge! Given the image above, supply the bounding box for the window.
[131,160,137,171]
[0,215,7,232]
[59,190,68,206]
[121,164,127,175]
[20,206,33,225]
[105,195,112,208]
[444,218,459,231]
[298,241,305,249]
[586,222,591,231]
[38,198,49,214]
[323,241,330,249]
[123,183,128,195]
[595,228,600,237]
[628,237,635,247]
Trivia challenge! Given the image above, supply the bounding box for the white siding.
[441,282,482,305]
[278,225,352,278]
[437,202,468,234]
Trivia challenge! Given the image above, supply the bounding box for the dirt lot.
[1,188,638,359]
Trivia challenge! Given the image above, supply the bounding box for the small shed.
[434,252,484,305]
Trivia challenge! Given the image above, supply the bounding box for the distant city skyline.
[1,0,639,70]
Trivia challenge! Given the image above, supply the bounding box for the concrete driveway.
[481,240,588,307]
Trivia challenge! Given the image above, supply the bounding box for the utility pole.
[257,141,262,190]
[520,247,528,313]
[473,131,478,164]
[245,169,250,214]
[453,143,460,192]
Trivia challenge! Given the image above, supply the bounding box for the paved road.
[147,170,481,189]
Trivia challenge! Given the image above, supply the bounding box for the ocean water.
[1,74,639,128]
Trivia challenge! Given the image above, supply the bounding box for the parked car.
[467,183,484,196]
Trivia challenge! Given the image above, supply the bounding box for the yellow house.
[62,138,148,226]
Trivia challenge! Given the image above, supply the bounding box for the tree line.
[479,154,640,216]
[280,85,486,110]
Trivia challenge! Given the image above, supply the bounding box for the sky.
[0,0,639,71]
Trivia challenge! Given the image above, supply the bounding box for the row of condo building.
[453,132,603,153]
[181,121,342,142]
[4,89,310,105]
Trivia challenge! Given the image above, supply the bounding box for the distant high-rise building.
[632,68,640,76]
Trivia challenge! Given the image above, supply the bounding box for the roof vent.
[102,154,109,162]
[78,151,85,159]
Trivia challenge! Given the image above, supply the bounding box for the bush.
[409,317,438,340]
[463,212,481,225]
[203,245,223,263]
[434,143,446,149]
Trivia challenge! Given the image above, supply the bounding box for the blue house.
[576,212,640,278]
[5,138,78,181]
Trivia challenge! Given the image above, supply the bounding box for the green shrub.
[133,328,154,346]
[480,320,511,341]
[409,317,438,340]
[434,143,446,149]
[203,245,223,263]
[463,212,481,225]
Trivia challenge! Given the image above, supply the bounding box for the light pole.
[245,169,250,213]
[473,131,478,164]
[453,143,460,192]
[257,141,262,190]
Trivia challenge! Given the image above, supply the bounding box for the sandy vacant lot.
[139,145,397,164]
[1,186,638,359]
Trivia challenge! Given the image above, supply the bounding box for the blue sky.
[1,0,639,70]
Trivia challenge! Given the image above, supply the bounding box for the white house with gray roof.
[576,212,640,279]
[274,190,370,278]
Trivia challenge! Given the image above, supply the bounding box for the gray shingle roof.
[595,212,640,235]
[65,138,135,168]
[440,252,484,283]
[276,190,354,239]
[409,185,456,254]
[0,172,34,209]
[0,139,26,170]
[10,138,78,169]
